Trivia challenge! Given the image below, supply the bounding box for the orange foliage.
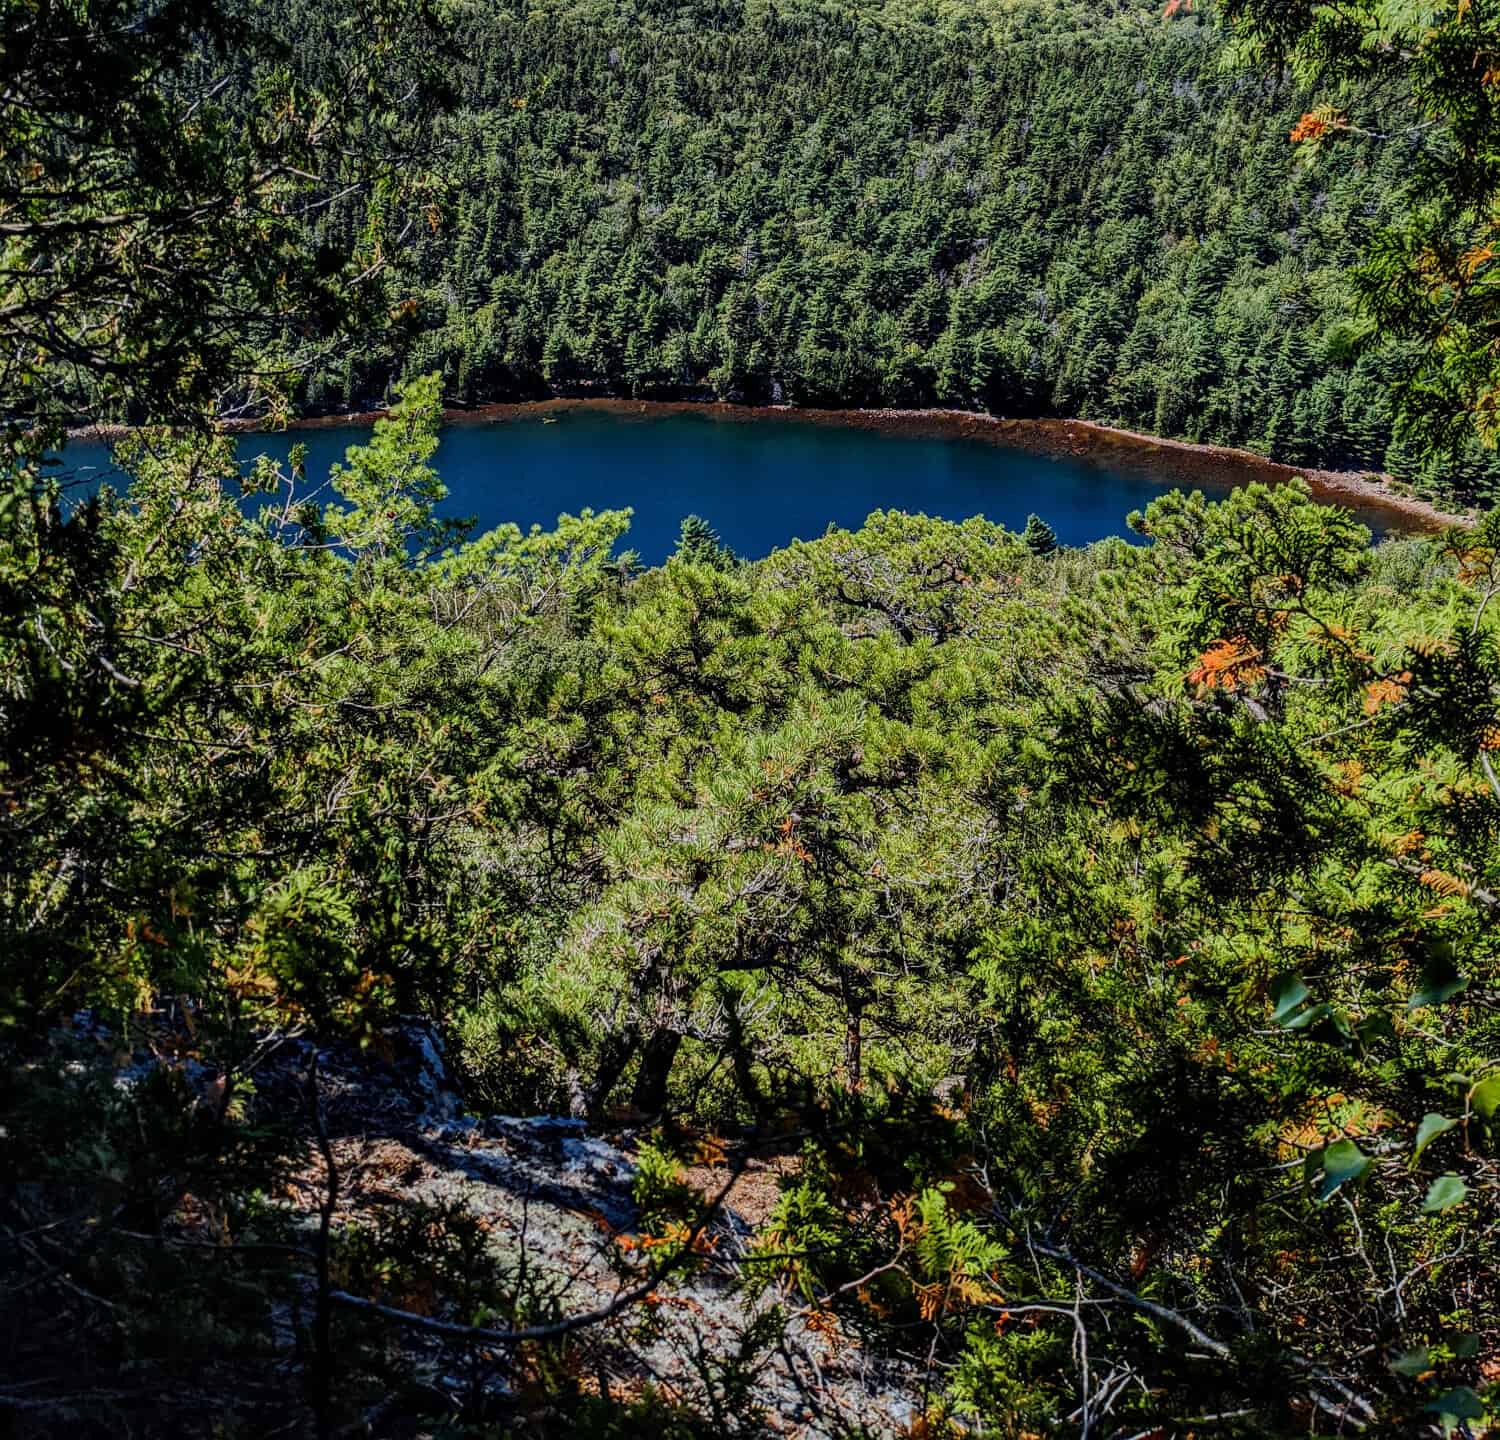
[1128,1232,1163,1280]
[803,1307,844,1345]
[1186,636,1266,692]
[766,814,814,864]
[693,1132,727,1167]
[1290,112,1330,143]
[1363,673,1411,714]
[1460,245,1496,281]
[1331,759,1365,796]
[1419,869,1471,899]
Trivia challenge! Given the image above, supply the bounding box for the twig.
[1027,1236,1231,1360]
[309,1054,339,1440]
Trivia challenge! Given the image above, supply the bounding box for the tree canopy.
[2,0,1499,1435]
[247,0,1500,506]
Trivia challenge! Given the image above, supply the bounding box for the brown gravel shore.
[71,398,1474,535]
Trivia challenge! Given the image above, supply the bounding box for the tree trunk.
[587,1027,640,1120]
[722,992,771,1124]
[844,1009,863,1094]
[631,1028,684,1116]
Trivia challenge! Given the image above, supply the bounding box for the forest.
[3,0,1500,1436]
[294,0,1500,505]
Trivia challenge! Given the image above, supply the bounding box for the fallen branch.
[1027,1236,1231,1360]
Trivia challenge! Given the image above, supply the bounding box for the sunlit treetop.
[1224,0,1500,461]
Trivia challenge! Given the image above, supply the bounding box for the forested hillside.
[5,0,1500,1434]
[296,0,1500,504]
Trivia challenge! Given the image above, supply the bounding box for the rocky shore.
[69,399,1475,534]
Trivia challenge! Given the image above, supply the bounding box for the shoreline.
[69,399,1473,534]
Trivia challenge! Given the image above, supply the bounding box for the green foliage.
[336,1199,520,1327]
[0,0,449,439]
[13,420,1500,1430]
[286,0,1500,503]
[675,514,737,571]
[1227,0,1500,466]
[631,1137,699,1233]
[1022,512,1057,556]
[327,373,451,559]
[6,0,1500,1430]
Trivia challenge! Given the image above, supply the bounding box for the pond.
[56,406,1400,564]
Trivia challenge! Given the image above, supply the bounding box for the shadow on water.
[54,408,1409,564]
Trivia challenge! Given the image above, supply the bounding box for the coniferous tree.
[676,513,737,569]
[235,0,1499,505]
[6,2,1500,1435]
[1023,512,1058,555]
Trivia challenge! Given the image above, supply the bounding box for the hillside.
[288,0,1500,506]
[4,0,1500,1434]
[7,380,1500,1434]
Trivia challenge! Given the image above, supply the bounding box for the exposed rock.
[68,1011,921,1436]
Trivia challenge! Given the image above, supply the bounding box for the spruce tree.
[1023,512,1058,556]
[676,514,737,569]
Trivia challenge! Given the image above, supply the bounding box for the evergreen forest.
[3,0,1500,1436]
[298,0,1500,504]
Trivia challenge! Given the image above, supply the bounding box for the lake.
[56,407,1398,563]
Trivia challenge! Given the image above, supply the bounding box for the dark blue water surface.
[55,409,1389,564]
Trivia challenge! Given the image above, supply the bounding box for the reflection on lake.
[57,408,1397,563]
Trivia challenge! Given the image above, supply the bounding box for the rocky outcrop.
[77,1013,920,1436]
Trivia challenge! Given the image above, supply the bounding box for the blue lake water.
[55,409,1389,564]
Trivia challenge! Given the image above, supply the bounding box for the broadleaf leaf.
[1413,1113,1457,1161]
[1316,1139,1369,1201]
[1423,1174,1468,1213]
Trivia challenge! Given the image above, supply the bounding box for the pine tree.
[1023,513,1058,556]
